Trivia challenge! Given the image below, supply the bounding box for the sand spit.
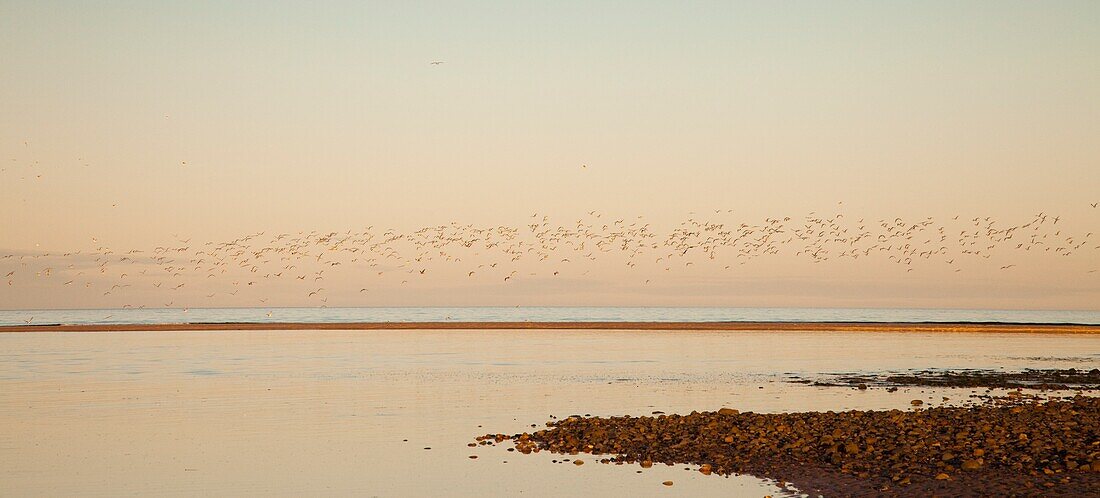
[477,396,1100,497]
[2,321,1099,333]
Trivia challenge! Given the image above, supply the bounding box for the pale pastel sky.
[1,1,1098,310]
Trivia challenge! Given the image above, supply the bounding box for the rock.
[910,399,923,406]
[718,408,739,416]
[480,396,1100,496]
[468,455,478,459]
[662,481,674,486]
[573,459,584,465]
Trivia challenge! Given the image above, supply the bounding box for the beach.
[1,327,1096,496]
[5,1,1099,496]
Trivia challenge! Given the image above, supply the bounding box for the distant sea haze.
[1,307,1098,327]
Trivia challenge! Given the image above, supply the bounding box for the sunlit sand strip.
[0,321,1097,333]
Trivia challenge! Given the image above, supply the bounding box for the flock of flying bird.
[2,206,1098,310]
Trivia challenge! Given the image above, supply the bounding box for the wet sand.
[1,328,1097,496]
[2,321,1098,333]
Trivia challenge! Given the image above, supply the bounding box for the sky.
[1,1,1098,310]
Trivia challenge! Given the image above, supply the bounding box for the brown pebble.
[482,396,1100,495]
[468,455,478,459]
[662,481,674,486]
[911,399,923,406]
[574,459,584,466]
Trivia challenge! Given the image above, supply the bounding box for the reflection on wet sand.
[1,329,1096,496]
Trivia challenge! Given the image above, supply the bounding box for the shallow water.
[0,329,1097,497]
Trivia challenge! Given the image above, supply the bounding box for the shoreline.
[482,396,1100,497]
[1,321,1099,333]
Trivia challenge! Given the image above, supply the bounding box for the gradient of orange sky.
[2,1,1098,309]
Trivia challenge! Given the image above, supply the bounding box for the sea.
[2,307,1098,496]
[0,306,1098,327]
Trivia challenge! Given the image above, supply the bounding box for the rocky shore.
[799,368,1100,391]
[476,396,1100,497]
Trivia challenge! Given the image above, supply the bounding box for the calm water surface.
[2,306,1099,326]
[1,328,1097,497]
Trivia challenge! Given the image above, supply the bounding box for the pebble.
[480,396,1100,496]
[961,459,982,471]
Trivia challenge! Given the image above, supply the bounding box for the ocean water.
[1,306,1098,327]
[1,328,1097,497]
